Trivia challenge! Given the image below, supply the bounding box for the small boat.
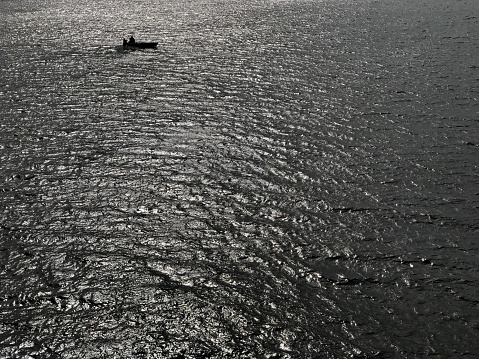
[123,38,158,50]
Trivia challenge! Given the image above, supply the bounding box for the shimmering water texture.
[1,0,478,357]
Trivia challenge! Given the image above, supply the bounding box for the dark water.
[1,0,478,357]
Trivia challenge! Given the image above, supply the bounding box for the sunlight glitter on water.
[1,0,479,357]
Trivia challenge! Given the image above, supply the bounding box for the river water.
[1,0,478,357]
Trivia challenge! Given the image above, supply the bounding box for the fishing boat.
[123,37,158,50]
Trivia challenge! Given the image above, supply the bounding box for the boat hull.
[123,42,158,50]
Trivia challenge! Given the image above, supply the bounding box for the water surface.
[1,0,478,357]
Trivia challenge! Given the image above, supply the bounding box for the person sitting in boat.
[128,36,135,44]
[123,38,127,46]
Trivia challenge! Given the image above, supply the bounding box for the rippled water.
[1,0,478,357]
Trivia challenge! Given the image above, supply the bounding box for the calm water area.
[1,0,478,357]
